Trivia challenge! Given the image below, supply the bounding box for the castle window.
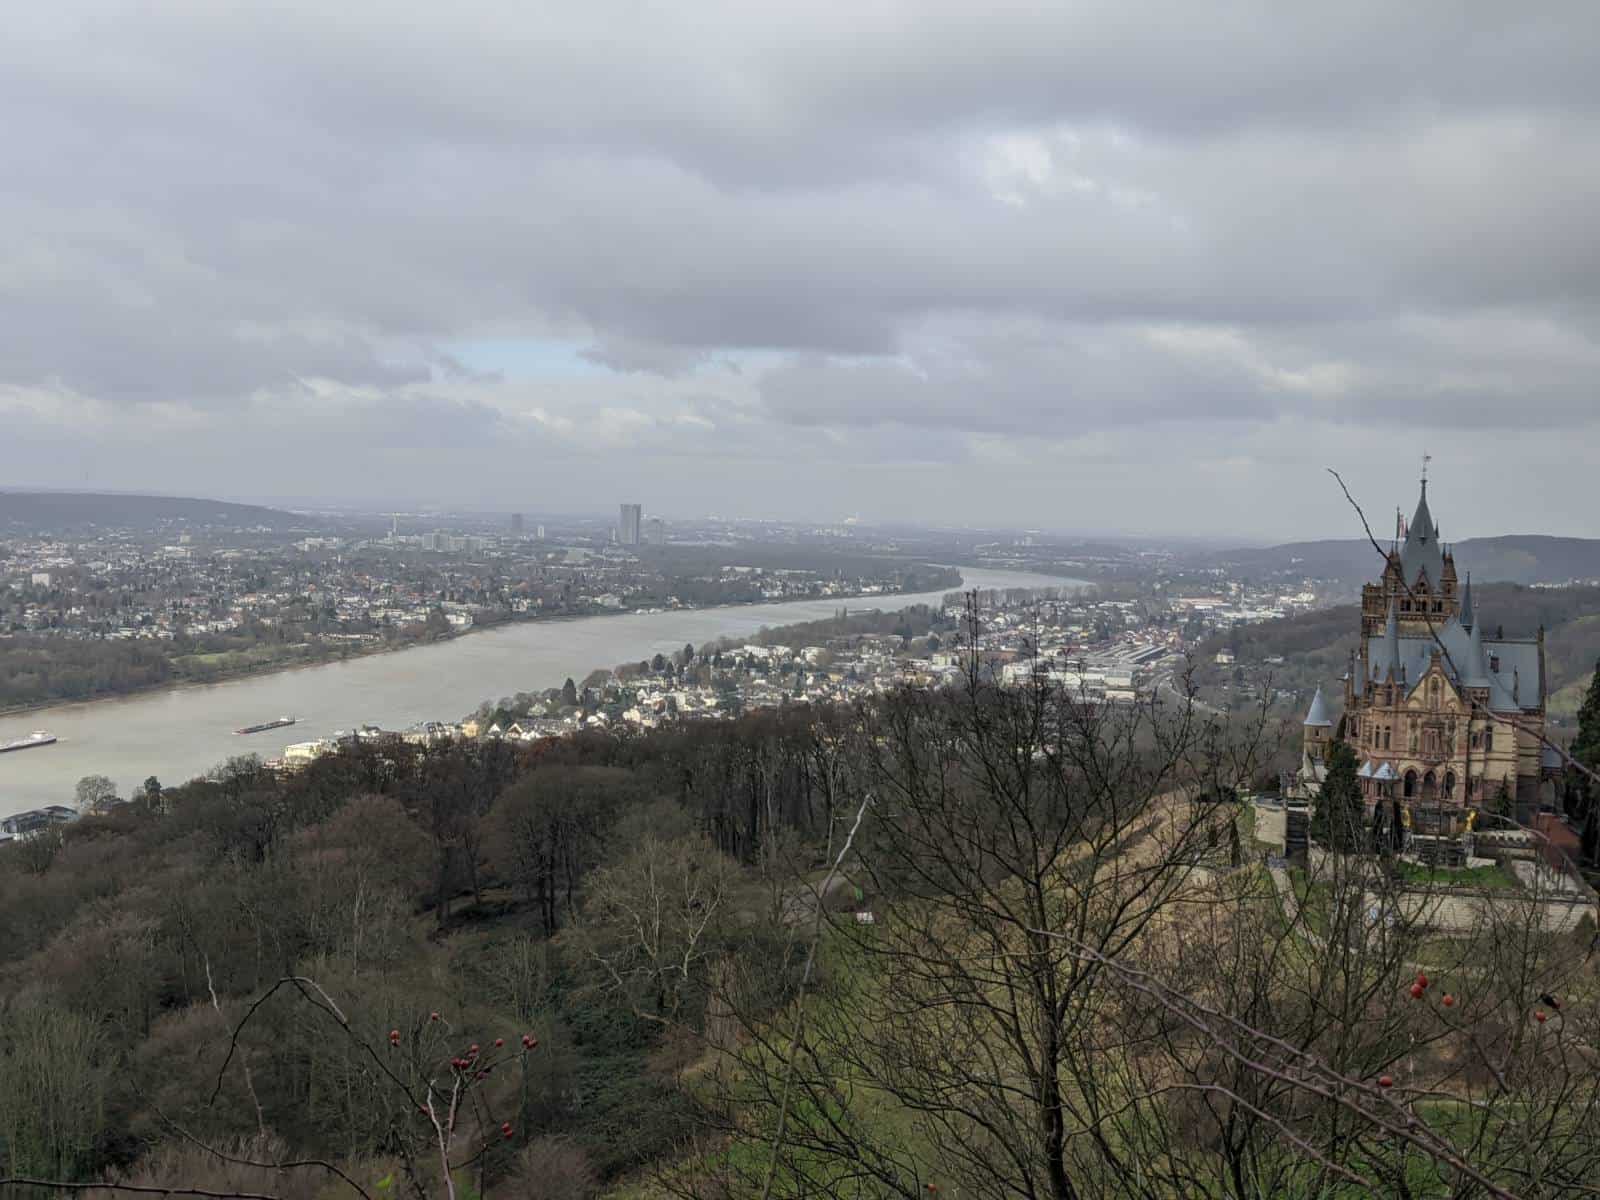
[1401,600,1411,612]
[1484,729,1494,752]
[1490,654,1500,673]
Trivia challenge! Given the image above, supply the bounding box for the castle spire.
[1460,572,1474,631]
[1462,611,1491,689]
[1377,598,1402,682]
[1400,478,1442,589]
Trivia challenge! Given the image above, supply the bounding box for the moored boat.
[0,730,57,754]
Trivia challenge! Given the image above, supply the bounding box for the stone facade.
[1299,481,1549,829]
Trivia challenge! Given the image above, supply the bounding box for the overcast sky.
[4,2,1598,539]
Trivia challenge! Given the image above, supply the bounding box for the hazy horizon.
[5,3,1598,539]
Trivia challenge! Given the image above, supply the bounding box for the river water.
[0,567,1076,815]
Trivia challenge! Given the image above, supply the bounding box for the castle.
[1297,480,1555,833]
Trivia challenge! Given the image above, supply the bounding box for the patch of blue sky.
[447,338,607,378]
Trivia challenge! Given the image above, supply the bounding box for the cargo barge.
[235,716,298,736]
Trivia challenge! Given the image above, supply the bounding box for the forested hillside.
[0,492,308,532]
[2,679,1597,1198]
[1201,535,1600,587]
[1199,583,1600,726]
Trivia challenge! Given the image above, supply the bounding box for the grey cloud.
[3,2,1599,534]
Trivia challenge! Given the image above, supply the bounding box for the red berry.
[1441,994,1455,1008]
[1378,1075,1393,1089]
[1409,983,1424,1000]
[1535,1010,1547,1023]
[494,1038,504,1048]
[1415,972,1429,989]
[469,1043,480,1055]
[430,1011,440,1022]
[501,1122,513,1139]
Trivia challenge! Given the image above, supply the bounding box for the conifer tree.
[1494,777,1515,819]
[1312,739,1364,851]
[1575,660,1600,770]
[1573,660,1600,864]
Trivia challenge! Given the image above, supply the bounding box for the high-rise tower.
[619,503,643,546]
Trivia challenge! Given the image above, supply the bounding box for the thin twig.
[0,1180,277,1199]
[757,789,874,1200]
[204,956,267,1138]
[157,1116,375,1200]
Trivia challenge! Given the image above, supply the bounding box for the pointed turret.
[1461,612,1491,689]
[1304,686,1333,728]
[1459,572,1474,631]
[1376,599,1402,682]
[1400,480,1444,590]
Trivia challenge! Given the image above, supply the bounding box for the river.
[0,567,1079,815]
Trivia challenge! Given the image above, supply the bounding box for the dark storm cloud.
[2,2,1599,533]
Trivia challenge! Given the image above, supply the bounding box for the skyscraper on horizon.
[619,503,643,546]
[510,512,524,534]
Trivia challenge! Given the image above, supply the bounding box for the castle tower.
[1311,474,1550,833]
[1360,480,1460,638]
[1303,685,1333,762]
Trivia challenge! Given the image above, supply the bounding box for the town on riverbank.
[0,493,960,714]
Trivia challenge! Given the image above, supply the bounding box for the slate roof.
[1400,483,1445,589]
[1365,614,1541,713]
[1304,685,1333,727]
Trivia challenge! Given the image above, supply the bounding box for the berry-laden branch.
[210,974,540,1200]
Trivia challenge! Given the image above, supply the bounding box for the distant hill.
[1205,535,1600,587]
[1198,582,1600,729]
[0,491,311,533]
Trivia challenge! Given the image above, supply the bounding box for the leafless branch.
[0,1180,278,1199]
[757,788,874,1200]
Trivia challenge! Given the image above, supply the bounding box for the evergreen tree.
[1573,659,1600,772]
[560,676,578,707]
[1494,777,1515,820]
[1312,740,1364,851]
[1570,661,1600,864]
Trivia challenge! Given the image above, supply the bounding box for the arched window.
[1422,771,1437,802]
[1403,770,1417,799]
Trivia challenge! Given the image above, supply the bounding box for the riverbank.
[1,567,1065,815]
[0,576,962,720]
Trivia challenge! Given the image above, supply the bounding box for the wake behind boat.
[235,716,297,736]
[0,730,57,754]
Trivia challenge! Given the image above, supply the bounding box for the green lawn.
[1394,860,1521,891]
